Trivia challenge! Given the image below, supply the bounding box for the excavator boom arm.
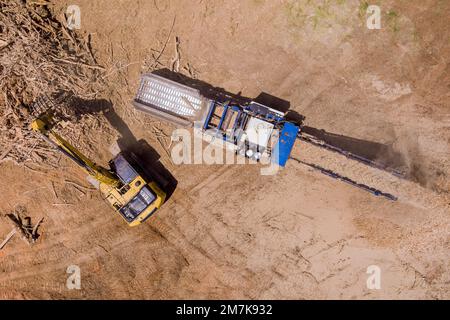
[31,116,120,187]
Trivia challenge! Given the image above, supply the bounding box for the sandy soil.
[0,0,449,299]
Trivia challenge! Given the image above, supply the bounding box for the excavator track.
[290,138,450,212]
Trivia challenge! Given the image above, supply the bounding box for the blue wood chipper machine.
[132,72,400,200]
[133,73,299,168]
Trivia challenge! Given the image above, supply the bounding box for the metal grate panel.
[135,74,203,117]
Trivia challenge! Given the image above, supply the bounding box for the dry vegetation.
[0,0,105,164]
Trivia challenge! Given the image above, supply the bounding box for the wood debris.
[151,15,176,69]
[0,0,106,166]
[171,36,181,72]
[0,228,16,250]
[5,207,44,245]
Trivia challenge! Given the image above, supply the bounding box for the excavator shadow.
[65,95,177,201]
[123,139,178,201]
[150,69,408,176]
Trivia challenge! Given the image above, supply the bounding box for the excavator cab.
[102,153,166,226]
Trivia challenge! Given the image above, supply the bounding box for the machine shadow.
[152,68,307,124]
[300,126,407,172]
[65,96,177,200]
[152,68,252,105]
[150,69,407,174]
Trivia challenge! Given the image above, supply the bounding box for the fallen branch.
[32,217,44,238]
[152,15,176,68]
[0,229,16,250]
[171,36,181,72]
[50,181,58,199]
[6,214,32,245]
[0,145,14,161]
[64,180,96,191]
[50,55,105,70]
[52,202,74,206]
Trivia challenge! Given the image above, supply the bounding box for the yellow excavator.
[31,111,166,227]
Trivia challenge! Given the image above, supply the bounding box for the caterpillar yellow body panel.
[31,111,166,227]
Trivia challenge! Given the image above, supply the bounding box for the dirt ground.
[0,0,449,299]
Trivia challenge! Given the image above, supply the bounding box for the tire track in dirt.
[168,166,318,298]
[149,165,289,298]
[0,162,178,298]
[0,158,243,298]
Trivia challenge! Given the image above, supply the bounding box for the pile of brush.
[0,0,104,164]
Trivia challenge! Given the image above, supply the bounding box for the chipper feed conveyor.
[133,73,401,200]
